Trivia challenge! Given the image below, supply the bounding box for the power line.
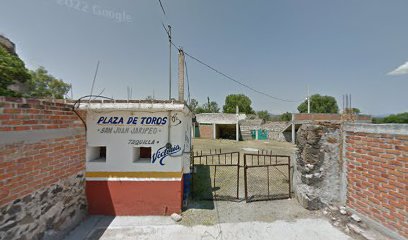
[157,2,302,104]
[157,0,166,16]
[171,42,303,103]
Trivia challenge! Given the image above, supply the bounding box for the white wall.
[86,109,192,173]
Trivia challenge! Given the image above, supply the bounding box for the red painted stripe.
[86,179,183,216]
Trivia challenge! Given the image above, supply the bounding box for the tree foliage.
[26,67,71,99]
[297,94,339,114]
[0,44,70,99]
[188,99,199,112]
[223,94,255,114]
[257,110,271,122]
[344,108,361,114]
[0,46,31,97]
[191,97,220,114]
[280,112,292,121]
[372,112,408,124]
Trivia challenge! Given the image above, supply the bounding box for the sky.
[1,0,407,115]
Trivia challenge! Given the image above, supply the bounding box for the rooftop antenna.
[89,60,100,103]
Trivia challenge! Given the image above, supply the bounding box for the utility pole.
[307,85,310,113]
[168,25,172,100]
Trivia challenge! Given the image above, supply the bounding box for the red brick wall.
[199,124,213,139]
[345,131,408,238]
[294,113,371,122]
[0,97,86,207]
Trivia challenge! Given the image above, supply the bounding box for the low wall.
[0,97,87,240]
[293,113,371,122]
[343,123,407,239]
[240,121,290,142]
[294,122,408,239]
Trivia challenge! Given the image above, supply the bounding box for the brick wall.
[0,97,87,239]
[344,124,408,238]
[294,113,371,122]
[199,124,213,139]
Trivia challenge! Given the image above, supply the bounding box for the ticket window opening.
[133,147,152,163]
[88,146,107,162]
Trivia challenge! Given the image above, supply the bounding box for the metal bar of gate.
[213,165,217,198]
[237,153,240,199]
[244,156,248,202]
[267,166,270,199]
[288,156,291,198]
[192,151,241,201]
[243,153,291,202]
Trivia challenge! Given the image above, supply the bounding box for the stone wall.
[0,172,86,240]
[0,97,87,240]
[240,121,290,142]
[294,123,343,210]
[263,122,290,142]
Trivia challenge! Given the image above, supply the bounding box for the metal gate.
[244,153,291,202]
[191,151,240,200]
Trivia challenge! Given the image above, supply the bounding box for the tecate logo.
[152,145,181,166]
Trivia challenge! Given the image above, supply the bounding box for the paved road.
[64,216,352,240]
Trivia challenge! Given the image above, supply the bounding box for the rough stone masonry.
[294,123,343,210]
[0,172,86,240]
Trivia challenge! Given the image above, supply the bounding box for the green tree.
[257,110,271,122]
[194,97,220,113]
[280,112,292,121]
[373,112,408,124]
[297,94,339,113]
[352,108,361,114]
[0,46,31,97]
[344,108,361,114]
[223,94,255,114]
[203,101,220,113]
[188,99,199,112]
[26,67,71,99]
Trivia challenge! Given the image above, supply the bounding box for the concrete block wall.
[0,97,87,240]
[343,123,408,239]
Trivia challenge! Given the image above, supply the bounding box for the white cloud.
[388,61,408,75]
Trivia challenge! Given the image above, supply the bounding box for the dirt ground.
[190,139,296,203]
[192,138,296,157]
[183,138,301,226]
[181,198,322,226]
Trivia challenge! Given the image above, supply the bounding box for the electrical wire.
[158,0,166,16]
[72,95,115,130]
[157,2,303,104]
[170,42,304,103]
